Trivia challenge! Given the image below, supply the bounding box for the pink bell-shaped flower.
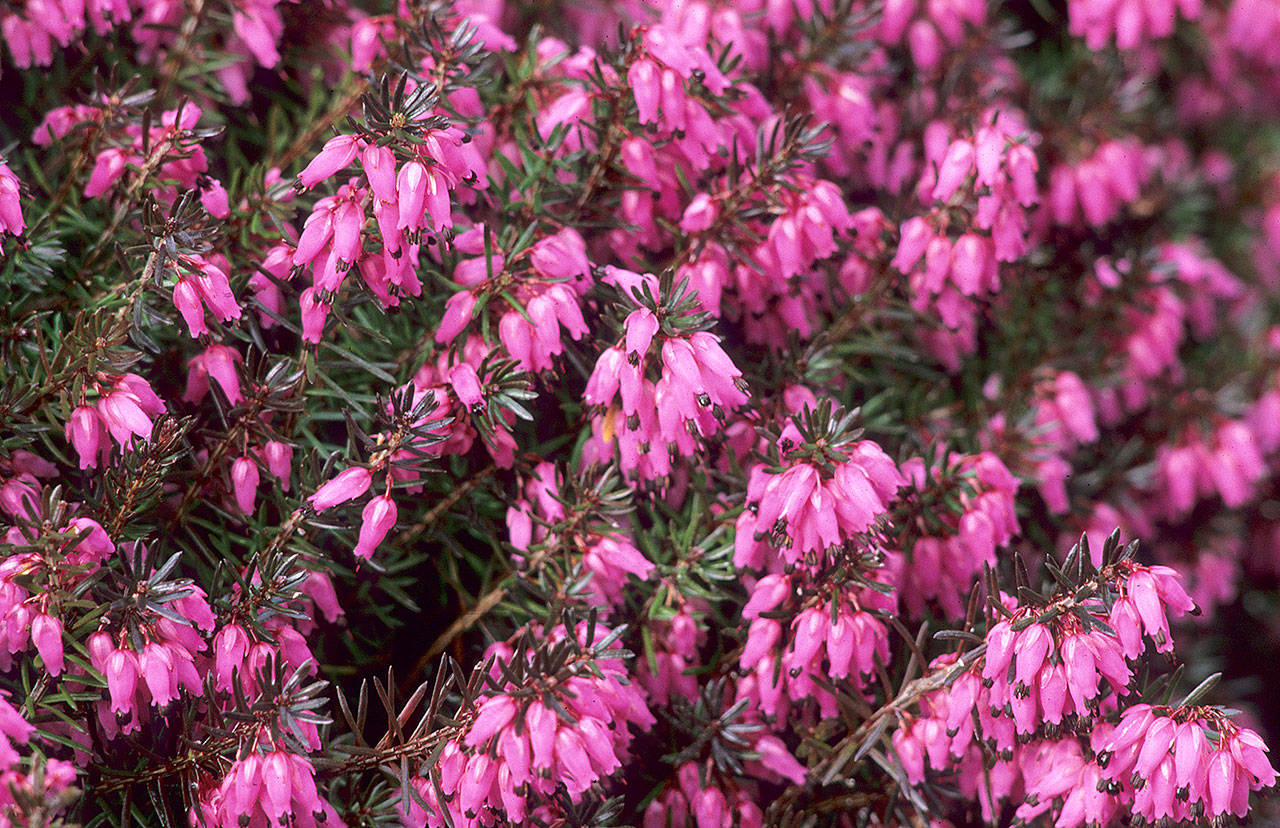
[309,467,372,512]
[231,456,259,514]
[31,613,63,676]
[353,495,396,560]
[66,405,105,469]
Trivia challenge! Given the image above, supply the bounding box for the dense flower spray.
[583,270,749,482]
[2,0,1280,825]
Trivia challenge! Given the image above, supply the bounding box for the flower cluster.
[734,408,903,569]
[1068,0,1202,51]
[1047,138,1153,228]
[401,622,655,826]
[437,226,591,373]
[87,580,214,733]
[739,570,894,717]
[194,740,343,828]
[1099,704,1276,822]
[506,462,654,607]
[891,539,1252,827]
[0,514,114,675]
[583,271,749,481]
[64,373,166,469]
[888,451,1020,616]
[291,111,487,328]
[170,253,242,339]
[3,0,1280,825]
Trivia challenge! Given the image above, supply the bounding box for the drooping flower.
[0,156,25,246]
[734,413,903,570]
[65,405,106,469]
[1099,704,1275,822]
[231,456,259,514]
[309,467,372,512]
[171,254,242,338]
[198,744,343,828]
[583,272,749,480]
[353,495,396,560]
